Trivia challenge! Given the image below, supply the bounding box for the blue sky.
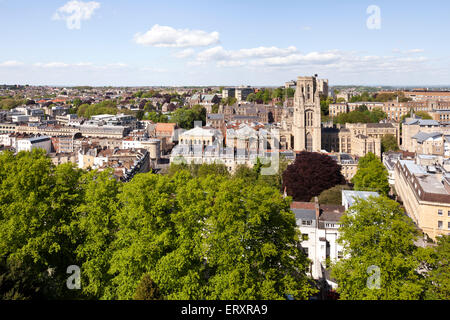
[0,0,449,86]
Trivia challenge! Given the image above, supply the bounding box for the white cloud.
[140,67,168,73]
[301,26,312,31]
[195,45,299,63]
[393,48,425,54]
[105,62,128,68]
[0,60,24,67]
[173,48,195,58]
[406,48,425,53]
[194,46,340,67]
[34,62,70,68]
[32,62,128,70]
[189,45,433,79]
[134,24,220,47]
[250,51,341,67]
[196,46,229,61]
[52,1,101,30]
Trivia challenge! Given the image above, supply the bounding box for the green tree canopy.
[381,134,400,153]
[351,153,390,195]
[104,171,316,299]
[331,196,426,300]
[314,184,351,205]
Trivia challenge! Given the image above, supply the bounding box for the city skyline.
[1,0,450,86]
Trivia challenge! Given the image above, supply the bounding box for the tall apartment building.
[394,159,450,240]
[221,88,236,99]
[235,87,254,102]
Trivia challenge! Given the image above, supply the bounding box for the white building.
[292,190,380,287]
[16,136,52,154]
[291,198,345,285]
[170,124,287,172]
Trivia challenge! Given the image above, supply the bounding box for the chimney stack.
[314,196,320,220]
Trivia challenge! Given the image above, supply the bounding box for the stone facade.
[292,76,322,152]
[394,159,450,240]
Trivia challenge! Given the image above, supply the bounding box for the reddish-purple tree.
[282,151,345,202]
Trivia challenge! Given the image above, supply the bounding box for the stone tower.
[292,75,322,152]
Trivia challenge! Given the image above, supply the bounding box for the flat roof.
[416,174,448,195]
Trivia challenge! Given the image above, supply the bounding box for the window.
[302,220,312,226]
[448,222,450,230]
[438,221,443,229]
[438,210,443,216]
[303,247,309,256]
[338,251,343,259]
[448,211,450,217]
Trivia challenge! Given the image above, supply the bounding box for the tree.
[171,105,206,129]
[417,235,450,300]
[143,111,169,123]
[320,96,334,117]
[315,184,351,205]
[221,97,237,106]
[72,98,82,108]
[211,104,219,113]
[0,97,25,110]
[0,150,84,299]
[331,196,426,300]
[73,169,120,299]
[401,110,432,122]
[133,274,163,300]
[77,100,119,118]
[233,164,258,183]
[334,109,386,124]
[282,152,345,202]
[246,93,256,102]
[105,171,316,299]
[381,134,399,153]
[351,153,390,196]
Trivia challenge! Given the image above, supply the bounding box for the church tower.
[292,75,322,152]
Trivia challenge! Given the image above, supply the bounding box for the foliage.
[331,196,426,300]
[143,111,170,123]
[351,153,390,196]
[104,171,315,299]
[282,152,345,202]
[77,100,119,118]
[133,273,163,300]
[381,134,399,153]
[211,104,219,113]
[246,89,281,104]
[348,91,411,103]
[0,150,84,299]
[320,96,334,117]
[172,105,206,129]
[334,108,387,124]
[168,163,230,178]
[418,235,450,300]
[400,110,432,122]
[0,97,26,110]
[315,184,351,205]
[0,152,316,300]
